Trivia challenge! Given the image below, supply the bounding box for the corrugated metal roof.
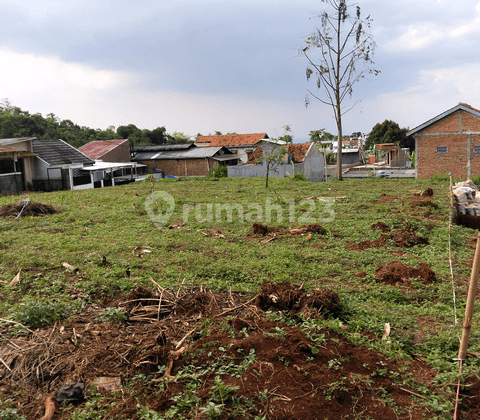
[212,155,239,161]
[133,146,232,161]
[133,144,194,152]
[0,145,23,153]
[32,139,94,166]
[79,139,128,159]
[80,161,145,171]
[0,137,36,145]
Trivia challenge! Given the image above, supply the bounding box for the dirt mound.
[371,221,390,232]
[347,236,387,250]
[252,223,276,235]
[290,224,327,235]
[0,200,61,218]
[411,199,439,209]
[411,188,434,197]
[375,261,437,286]
[348,223,429,250]
[251,223,326,237]
[255,282,342,318]
[391,223,429,247]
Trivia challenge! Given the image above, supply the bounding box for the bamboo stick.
[458,231,480,360]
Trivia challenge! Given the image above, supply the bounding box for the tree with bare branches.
[302,0,379,179]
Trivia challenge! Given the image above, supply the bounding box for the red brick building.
[408,103,480,179]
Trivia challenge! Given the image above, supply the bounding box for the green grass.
[1,176,480,408]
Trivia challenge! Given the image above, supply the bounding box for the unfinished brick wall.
[415,110,480,178]
[137,158,218,177]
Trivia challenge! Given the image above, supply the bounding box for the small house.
[132,144,237,177]
[32,139,95,190]
[407,103,480,179]
[0,137,37,194]
[376,143,408,167]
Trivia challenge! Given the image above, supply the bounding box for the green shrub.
[207,164,228,179]
[15,301,72,327]
[325,152,337,164]
[291,172,307,181]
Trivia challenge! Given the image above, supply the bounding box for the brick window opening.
[436,146,448,154]
[475,145,480,153]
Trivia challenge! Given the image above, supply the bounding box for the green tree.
[146,127,168,145]
[169,131,192,144]
[278,125,294,143]
[309,129,334,143]
[263,143,287,188]
[0,101,174,148]
[302,0,379,179]
[365,120,411,150]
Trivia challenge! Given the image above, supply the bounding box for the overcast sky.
[0,0,478,142]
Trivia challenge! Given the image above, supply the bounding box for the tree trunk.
[336,120,342,180]
[335,9,343,180]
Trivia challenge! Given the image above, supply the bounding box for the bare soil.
[1,282,478,419]
[375,261,437,286]
[347,222,429,251]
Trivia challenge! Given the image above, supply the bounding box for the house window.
[474,145,480,153]
[436,146,447,154]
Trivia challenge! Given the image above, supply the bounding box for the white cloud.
[387,1,480,51]
[355,62,480,132]
[0,49,127,93]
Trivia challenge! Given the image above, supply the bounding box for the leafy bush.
[207,164,228,179]
[15,301,72,327]
[325,152,337,164]
[291,172,307,181]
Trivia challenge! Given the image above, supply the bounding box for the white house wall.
[33,158,61,179]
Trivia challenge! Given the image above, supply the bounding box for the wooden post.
[458,230,480,360]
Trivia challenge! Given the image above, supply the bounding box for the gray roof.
[133,146,234,161]
[32,139,94,166]
[0,137,36,145]
[407,103,480,136]
[133,144,195,152]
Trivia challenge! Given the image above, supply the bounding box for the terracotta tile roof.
[376,143,395,150]
[287,143,311,163]
[196,133,268,147]
[79,140,128,160]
